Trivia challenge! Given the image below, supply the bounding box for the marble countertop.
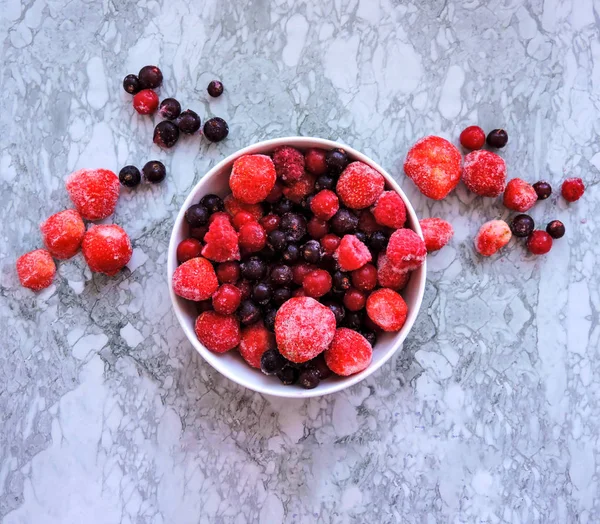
[1,0,599,522]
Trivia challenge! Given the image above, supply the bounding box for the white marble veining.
[1,0,599,522]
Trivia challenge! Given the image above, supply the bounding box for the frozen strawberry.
[40,209,85,259]
[16,249,56,291]
[503,178,537,212]
[172,256,219,301]
[239,322,275,368]
[561,177,585,202]
[194,311,240,353]
[238,221,266,253]
[201,214,240,262]
[377,253,410,291]
[366,288,408,332]
[474,220,512,256]
[462,150,506,197]
[404,136,462,200]
[82,224,132,276]
[66,168,120,221]
[272,146,304,185]
[527,230,553,255]
[212,283,242,314]
[324,328,372,376]
[229,154,276,204]
[334,234,372,271]
[459,126,486,150]
[419,218,454,252]
[336,161,385,209]
[372,191,406,228]
[304,148,327,175]
[357,210,383,234]
[310,190,339,221]
[177,238,202,263]
[223,195,264,221]
[275,296,336,363]
[282,171,316,203]
[386,228,426,272]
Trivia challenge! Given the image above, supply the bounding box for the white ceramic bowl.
[167,137,426,398]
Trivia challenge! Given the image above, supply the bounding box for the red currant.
[212,284,242,314]
[216,261,240,284]
[343,288,367,311]
[459,126,486,150]
[132,89,159,115]
[351,263,377,291]
[303,269,332,298]
[176,238,202,264]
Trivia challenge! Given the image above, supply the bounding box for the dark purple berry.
[311,355,332,379]
[240,257,266,280]
[153,121,179,148]
[138,65,163,89]
[177,109,201,134]
[344,311,363,330]
[546,220,565,239]
[280,213,307,242]
[277,365,299,384]
[324,301,345,325]
[142,160,166,183]
[199,194,223,213]
[326,148,349,174]
[369,230,388,252]
[203,117,229,142]
[281,243,300,263]
[510,214,535,238]
[261,349,286,375]
[238,300,261,325]
[185,204,210,227]
[332,271,351,292]
[360,330,377,347]
[207,80,224,97]
[272,287,292,306]
[315,174,336,191]
[533,181,552,200]
[273,198,293,215]
[331,209,358,235]
[119,165,141,187]
[268,230,288,251]
[270,264,293,286]
[298,368,320,389]
[486,129,508,148]
[264,309,277,331]
[122,74,140,95]
[301,240,321,264]
[252,282,272,305]
[159,98,181,120]
[354,231,369,245]
[260,245,277,261]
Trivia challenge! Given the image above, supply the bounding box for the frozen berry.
[252,282,272,305]
[325,328,372,376]
[230,155,276,204]
[270,264,293,286]
[207,80,224,97]
[343,288,367,311]
[190,226,208,241]
[276,365,298,385]
[298,368,320,389]
[533,181,552,200]
[82,224,132,276]
[330,208,358,235]
[335,235,372,271]
[419,218,454,252]
[282,172,316,203]
[122,74,140,95]
[325,148,349,174]
[404,136,462,200]
[240,256,266,280]
[272,197,293,215]
[332,270,351,292]
[358,210,382,235]
[40,209,85,259]
[360,330,377,347]
[273,146,305,185]
[386,229,426,272]
[459,125,486,150]
[372,191,406,228]
[238,222,267,252]
[216,261,240,283]
[268,230,287,251]
[305,217,328,240]
[260,349,286,375]
[475,220,512,256]
[238,300,261,325]
[320,234,341,257]
[343,311,364,331]
[486,129,508,148]
[232,210,255,230]
[119,165,141,188]
[203,117,229,142]
[310,190,339,221]
[172,256,218,301]
[301,240,321,264]
[265,182,284,204]
[176,238,202,264]
[546,220,565,239]
[177,109,201,134]
[305,148,328,175]
[143,160,166,183]
[354,231,368,245]
[510,214,535,238]
[185,204,210,227]
[282,243,300,263]
[237,279,252,300]
[201,213,240,262]
[153,121,179,148]
[200,194,224,213]
[65,168,120,221]
[138,65,163,89]
[239,323,274,368]
[303,269,332,298]
[324,301,345,326]
[376,253,410,291]
[159,98,181,120]
[369,231,388,253]
[315,174,335,192]
[260,214,280,234]
[16,249,56,291]
[561,177,585,202]
[212,284,242,314]
[275,297,336,363]
[264,308,277,331]
[224,195,263,221]
[366,288,408,332]
[351,263,377,291]
[195,311,240,353]
[280,212,307,243]
[527,230,553,255]
[503,178,537,212]
[133,89,159,114]
[336,161,384,209]
[197,300,212,313]
[273,287,292,306]
[462,150,506,197]
[292,262,316,285]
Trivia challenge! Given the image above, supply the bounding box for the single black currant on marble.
[344,311,363,331]
[332,270,351,292]
[177,109,201,134]
[270,264,293,286]
[118,165,141,188]
[546,220,565,239]
[185,204,210,227]
[369,230,388,252]
[203,117,229,142]
[330,209,358,235]
[298,368,320,389]
[280,213,307,243]
[510,214,535,238]
[264,308,277,332]
[159,98,181,120]
[277,365,299,385]
[325,301,345,326]
[138,65,163,89]
[153,121,179,148]
[240,257,266,280]
[238,300,261,325]
[325,148,349,174]
[486,129,508,148]
[200,194,224,213]
[301,240,321,264]
[272,287,292,306]
[315,174,336,191]
[207,80,224,97]
[261,349,286,375]
[533,181,552,200]
[268,230,288,251]
[122,74,141,95]
[281,243,300,263]
[272,198,293,215]
[252,282,272,305]
[142,160,166,183]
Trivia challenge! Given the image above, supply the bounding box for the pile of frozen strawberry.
[171,147,437,389]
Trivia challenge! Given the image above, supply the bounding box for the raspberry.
[320,234,340,257]
[334,235,372,271]
[223,195,264,221]
[172,256,219,301]
[351,263,377,291]
[459,126,486,150]
[372,191,407,228]
[177,238,202,263]
[307,217,329,239]
[503,178,537,212]
[194,311,240,353]
[292,262,317,285]
[16,249,56,291]
[357,210,383,234]
[40,209,85,259]
[419,218,454,252]
[324,328,372,376]
[229,154,276,204]
[238,222,266,253]
[561,177,585,202]
[336,161,385,209]
[212,284,242,314]
[343,288,367,311]
[260,214,280,233]
[304,148,327,175]
[272,146,305,185]
[82,225,132,276]
[404,136,462,200]
[232,211,255,230]
[366,288,408,332]
[302,269,332,298]
[65,168,120,221]
[274,297,336,363]
[209,211,233,225]
[201,214,240,262]
[132,89,159,114]
[527,230,553,255]
[377,253,410,291]
[281,172,317,203]
[462,150,506,197]
[239,322,275,368]
[386,229,426,272]
[216,261,240,284]
[474,220,512,256]
[310,190,339,221]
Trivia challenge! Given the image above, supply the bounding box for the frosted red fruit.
[386,228,426,272]
[475,220,512,256]
[304,148,327,175]
[66,168,120,221]
[216,261,240,284]
[372,191,406,228]
[16,249,56,291]
[176,238,202,264]
[229,154,276,204]
[404,136,462,200]
[239,322,275,368]
[503,178,537,212]
[132,89,159,114]
[201,214,240,262]
[172,256,219,301]
[40,209,85,259]
[527,230,553,255]
[223,195,264,221]
[272,146,305,185]
[325,328,372,376]
[320,234,341,257]
[274,296,336,363]
[459,126,486,150]
[195,311,240,353]
[292,263,317,285]
[232,211,255,230]
[561,177,585,202]
[343,288,366,311]
[310,190,339,221]
[334,234,372,271]
[419,218,454,253]
[282,172,316,203]
[302,269,332,298]
[462,150,506,197]
[336,161,385,209]
[82,224,132,276]
[357,210,383,234]
[212,283,242,315]
[366,288,408,332]
[209,211,233,225]
[351,263,377,291]
[377,253,410,291]
[238,221,266,253]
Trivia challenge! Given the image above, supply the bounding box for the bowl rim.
[167,136,426,398]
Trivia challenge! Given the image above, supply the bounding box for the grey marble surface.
[1,0,599,522]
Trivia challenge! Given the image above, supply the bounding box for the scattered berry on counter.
[305,148,328,175]
[462,150,506,197]
[201,213,240,262]
[325,328,372,376]
[366,288,408,331]
[273,146,305,185]
[533,181,552,200]
[335,235,372,272]
[486,129,508,148]
[503,178,538,212]
[372,191,406,228]
[138,65,163,89]
[177,109,201,134]
[336,162,385,209]
[212,284,242,315]
[82,224,132,276]
[40,209,85,260]
[16,249,56,291]
[153,121,179,148]
[386,228,427,272]
[230,154,276,204]
[474,220,512,256]
[66,168,120,221]
[203,117,229,142]
[561,177,585,202]
[419,218,454,253]
[172,256,219,301]
[207,80,224,97]
[122,74,140,95]
[377,253,410,291]
[239,322,274,368]
[325,148,349,174]
[142,160,166,183]
[527,230,553,255]
[195,311,240,353]
[510,214,535,238]
[176,238,202,264]
[282,172,317,203]
[159,98,182,120]
[119,165,141,188]
[459,125,486,150]
[133,89,160,115]
[546,220,565,239]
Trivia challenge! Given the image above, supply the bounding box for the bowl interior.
[168,137,426,398]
